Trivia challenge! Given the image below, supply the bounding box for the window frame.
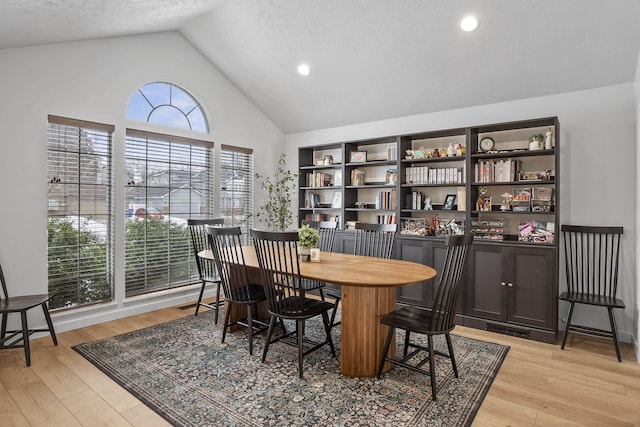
[46,115,115,310]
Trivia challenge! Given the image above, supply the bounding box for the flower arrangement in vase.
[297,224,320,261]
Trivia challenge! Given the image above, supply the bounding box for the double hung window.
[47,115,114,309]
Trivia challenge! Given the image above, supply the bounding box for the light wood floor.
[1,301,639,426]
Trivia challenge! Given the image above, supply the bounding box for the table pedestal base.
[340,285,396,377]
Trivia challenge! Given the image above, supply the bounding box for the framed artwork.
[443,194,456,210]
[350,151,367,163]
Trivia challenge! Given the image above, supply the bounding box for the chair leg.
[445,333,458,378]
[195,280,207,316]
[427,335,437,401]
[560,302,575,350]
[329,296,341,329]
[403,331,410,357]
[213,282,222,325]
[377,326,394,378]
[262,316,277,363]
[321,311,336,357]
[1,313,7,340]
[247,305,254,356]
[221,301,233,344]
[607,307,623,362]
[297,319,304,378]
[41,303,58,345]
[319,288,326,301]
[20,311,30,367]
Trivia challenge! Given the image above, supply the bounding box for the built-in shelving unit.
[297,117,560,343]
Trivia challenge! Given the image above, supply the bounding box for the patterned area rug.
[73,310,508,426]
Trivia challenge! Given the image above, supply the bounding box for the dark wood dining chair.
[560,225,626,361]
[326,222,397,328]
[300,220,338,300]
[251,229,336,378]
[376,233,473,401]
[205,225,269,355]
[0,262,58,366]
[188,218,224,321]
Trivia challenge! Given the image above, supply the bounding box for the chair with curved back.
[376,233,473,401]
[205,225,269,355]
[251,229,336,378]
[326,222,397,328]
[560,225,626,361]
[0,262,58,366]
[300,220,338,300]
[188,218,224,322]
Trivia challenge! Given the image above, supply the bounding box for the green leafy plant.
[528,133,544,142]
[297,224,320,248]
[255,153,298,231]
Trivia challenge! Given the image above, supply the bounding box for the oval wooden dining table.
[199,247,436,377]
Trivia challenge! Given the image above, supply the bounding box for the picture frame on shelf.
[385,168,397,185]
[350,150,367,163]
[443,194,456,210]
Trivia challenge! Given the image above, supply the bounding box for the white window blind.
[220,144,254,244]
[124,129,214,297]
[47,115,114,309]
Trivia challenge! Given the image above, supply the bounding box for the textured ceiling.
[2,0,640,134]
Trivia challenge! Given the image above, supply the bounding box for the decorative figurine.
[455,142,465,156]
[447,142,455,157]
[545,127,553,150]
[500,192,513,211]
[424,196,433,210]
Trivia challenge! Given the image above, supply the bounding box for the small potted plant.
[297,224,320,261]
[528,133,544,151]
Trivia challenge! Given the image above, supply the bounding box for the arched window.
[126,82,208,133]
[124,82,213,297]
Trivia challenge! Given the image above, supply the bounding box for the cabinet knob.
[501,282,506,287]
[508,282,514,287]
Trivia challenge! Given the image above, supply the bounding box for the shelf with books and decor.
[397,129,467,240]
[342,136,400,227]
[466,116,559,344]
[298,143,344,229]
[296,116,560,344]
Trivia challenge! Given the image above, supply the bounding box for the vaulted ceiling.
[2,0,640,134]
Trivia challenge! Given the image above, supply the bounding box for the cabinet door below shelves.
[395,238,463,312]
[467,244,505,321]
[508,247,557,330]
[396,239,432,307]
[467,243,556,329]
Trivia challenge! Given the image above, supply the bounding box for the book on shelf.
[406,165,463,184]
[376,213,397,225]
[306,171,333,187]
[375,188,397,209]
[387,144,397,161]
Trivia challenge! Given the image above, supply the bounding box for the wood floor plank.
[8,381,82,427]
[1,303,638,427]
[60,389,133,427]
[120,403,172,427]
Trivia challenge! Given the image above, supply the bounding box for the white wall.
[635,50,640,361]
[0,32,284,333]
[286,84,638,344]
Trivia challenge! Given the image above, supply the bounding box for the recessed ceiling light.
[460,15,479,32]
[297,63,311,76]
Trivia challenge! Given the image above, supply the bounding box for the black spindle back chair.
[560,225,626,361]
[376,233,473,401]
[302,220,338,252]
[188,218,224,321]
[300,220,338,299]
[0,262,58,366]
[251,229,336,378]
[327,222,397,328]
[206,226,268,355]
